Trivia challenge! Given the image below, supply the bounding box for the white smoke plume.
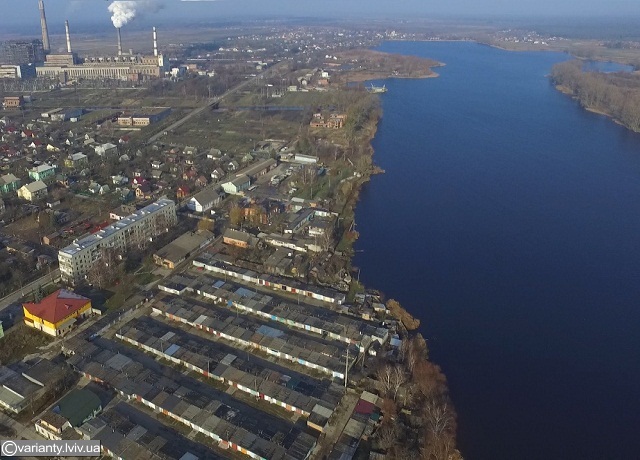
[108,1,164,28]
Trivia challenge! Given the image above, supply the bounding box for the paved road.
[0,269,60,312]
[310,389,360,460]
[0,411,42,441]
[146,61,286,144]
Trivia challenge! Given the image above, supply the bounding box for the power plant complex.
[1,0,166,82]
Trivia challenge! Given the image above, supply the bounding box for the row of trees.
[373,334,460,460]
[551,60,640,132]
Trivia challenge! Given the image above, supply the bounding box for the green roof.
[56,389,101,427]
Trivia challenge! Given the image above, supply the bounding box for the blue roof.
[165,344,180,356]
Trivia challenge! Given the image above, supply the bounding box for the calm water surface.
[354,41,640,460]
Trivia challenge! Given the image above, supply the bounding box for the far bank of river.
[355,41,640,460]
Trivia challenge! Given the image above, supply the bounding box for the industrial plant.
[0,0,167,82]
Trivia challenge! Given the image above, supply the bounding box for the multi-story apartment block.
[58,198,177,285]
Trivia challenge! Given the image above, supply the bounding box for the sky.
[1,0,639,35]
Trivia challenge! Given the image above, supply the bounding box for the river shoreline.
[339,55,461,457]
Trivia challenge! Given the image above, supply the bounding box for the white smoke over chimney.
[109,1,137,28]
[108,1,165,29]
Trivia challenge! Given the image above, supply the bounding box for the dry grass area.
[335,49,442,83]
[0,323,51,366]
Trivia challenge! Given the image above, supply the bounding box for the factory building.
[0,40,45,65]
[58,198,177,285]
[0,64,36,79]
[36,20,166,82]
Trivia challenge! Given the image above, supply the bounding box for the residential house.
[310,112,346,129]
[0,173,20,194]
[64,153,88,169]
[187,187,223,213]
[28,164,56,182]
[132,177,147,188]
[153,229,214,269]
[135,182,152,199]
[151,160,164,169]
[53,389,102,427]
[3,96,24,109]
[23,289,92,336]
[223,228,253,248]
[5,240,35,259]
[226,160,239,172]
[111,175,128,186]
[195,175,208,188]
[17,180,47,202]
[118,188,135,203]
[182,168,198,181]
[221,174,250,195]
[88,182,110,195]
[176,185,190,199]
[207,148,221,159]
[109,204,136,221]
[210,167,225,182]
[35,412,73,440]
[94,143,117,157]
[184,146,198,155]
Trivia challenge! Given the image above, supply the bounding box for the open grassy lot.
[0,323,51,366]
[163,106,304,152]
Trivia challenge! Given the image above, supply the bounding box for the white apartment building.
[58,198,177,285]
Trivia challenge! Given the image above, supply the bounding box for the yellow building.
[23,289,92,336]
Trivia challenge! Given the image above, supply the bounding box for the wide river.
[354,41,640,460]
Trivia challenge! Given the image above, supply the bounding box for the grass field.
[0,323,51,366]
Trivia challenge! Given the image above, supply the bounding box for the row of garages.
[64,338,317,460]
[153,296,353,380]
[115,317,342,422]
[193,254,346,304]
[190,271,387,349]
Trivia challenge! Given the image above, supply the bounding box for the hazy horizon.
[1,0,639,35]
[0,1,639,42]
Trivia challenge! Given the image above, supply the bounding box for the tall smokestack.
[117,28,123,56]
[153,27,158,57]
[65,20,72,54]
[38,0,50,53]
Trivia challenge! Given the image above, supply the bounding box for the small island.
[335,49,442,83]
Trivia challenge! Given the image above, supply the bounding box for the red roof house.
[23,289,92,336]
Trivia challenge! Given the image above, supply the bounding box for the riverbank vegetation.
[387,299,421,330]
[550,60,640,131]
[369,334,461,460]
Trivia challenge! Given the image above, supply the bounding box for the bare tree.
[376,364,395,397]
[377,364,407,401]
[422,398,456,460]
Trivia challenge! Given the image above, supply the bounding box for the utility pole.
[344,346,349,388]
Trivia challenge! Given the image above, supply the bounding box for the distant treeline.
[550,60,640,132]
